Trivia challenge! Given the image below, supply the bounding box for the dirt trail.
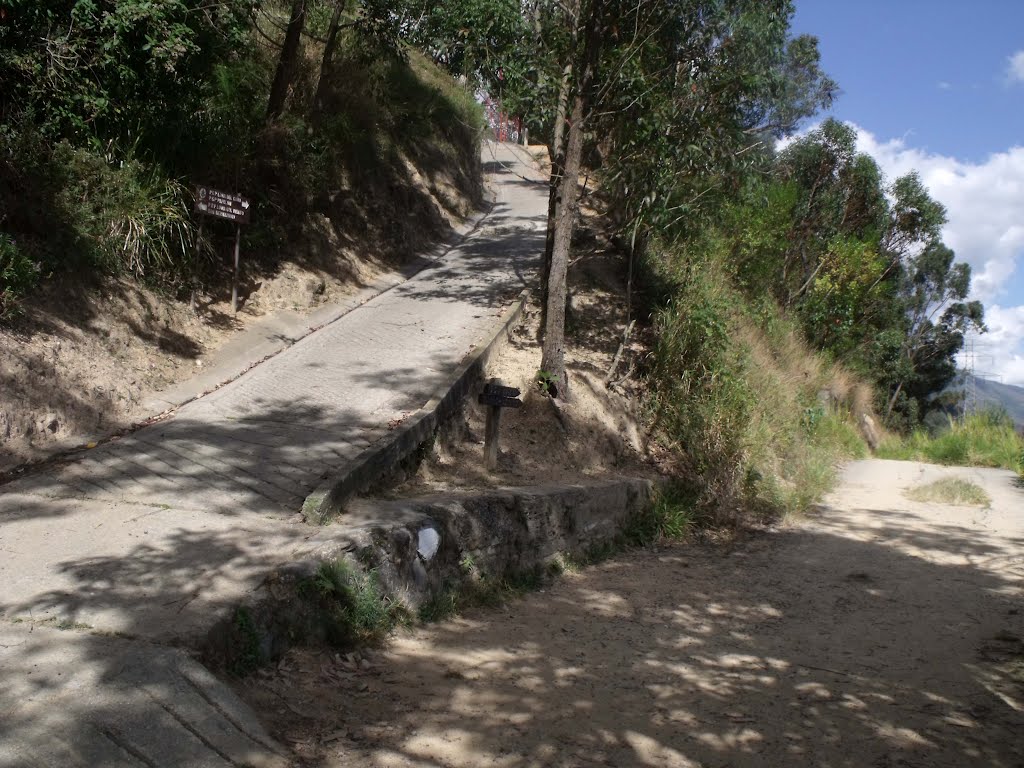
[238,459,1024,767]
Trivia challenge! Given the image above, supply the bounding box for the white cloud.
[1007,50,1024,84]
[852,126,1024,304]
[973,305,1024,386]
[852,127,1024,386]
[982,305,1024,347]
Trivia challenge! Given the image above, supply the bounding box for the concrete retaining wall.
[301,288,531,524]
[361,477,655,604]
[204,476,654,669]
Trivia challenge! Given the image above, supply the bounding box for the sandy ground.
[236,460,1023,767]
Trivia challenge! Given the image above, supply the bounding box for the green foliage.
[0,4,483,315]
[801,237,888,353]
[535,369,556,396]
[59,146,193,282]
[593,0,837,238]
[878,410,1024,472]
[644,238,869,523]
[0,2,252,302]
[417,588,462,623]
[696,119,986,429]
[399,0,527,88]
[624,484,699,546]
[2,128,193,289]
[0,0,251,154]
[0,234,39,321]
[647,259,754,516]
[812,412,870,461]
[308,559,405,646]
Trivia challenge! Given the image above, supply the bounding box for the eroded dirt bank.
[237,461,1023,768]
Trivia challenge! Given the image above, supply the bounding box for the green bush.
[0,234,40,321]
[309,559,405,647]
[643,239,869,523]
[1,13,484,322]
[60,148,193,283]
[3,126,194,292]
[647,261,753,518]
[625,484,700,545]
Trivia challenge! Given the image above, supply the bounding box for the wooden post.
[483,377,502,470]
[190,218,204,313]
[231,223,241,313]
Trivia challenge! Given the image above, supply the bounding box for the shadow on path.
[238,498,1024,768]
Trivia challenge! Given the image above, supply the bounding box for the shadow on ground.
[0,400,389,646]
[236,490,1024,768]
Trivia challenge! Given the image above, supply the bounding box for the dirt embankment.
[375,194,660,497]
[237,460,1024,768]
[0,146,480,474]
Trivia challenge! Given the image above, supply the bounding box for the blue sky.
[791,1,1024,386]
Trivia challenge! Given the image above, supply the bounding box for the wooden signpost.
[478,379,522,470]
[193,185,251,313]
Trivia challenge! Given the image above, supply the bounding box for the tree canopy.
[0,0,986,428]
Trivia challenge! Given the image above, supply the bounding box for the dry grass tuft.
[905,478,991,507]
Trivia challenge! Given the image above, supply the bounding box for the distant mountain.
[952,374,1024,428]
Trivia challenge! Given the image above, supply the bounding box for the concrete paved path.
[0,142,549,766]
[0,624,288,768]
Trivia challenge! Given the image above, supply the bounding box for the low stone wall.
[360,477,655,605]
[204,477,654,669]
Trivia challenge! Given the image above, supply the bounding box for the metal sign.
[194,185,251,224]
[483,383,521,399]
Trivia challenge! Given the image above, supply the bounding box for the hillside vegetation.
[1,1,482,318]
[644,236,870,521]
[480,0,993,520]
[1,1,484,465]
[3,1,1009,516]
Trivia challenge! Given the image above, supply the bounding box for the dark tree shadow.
[235,505,1024,768]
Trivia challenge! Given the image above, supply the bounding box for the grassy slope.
[878,411,1024,474]
[1,27,485,315]
[643,241,871,524]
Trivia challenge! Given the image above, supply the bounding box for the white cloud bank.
[979,304,1024,385]
[851,126,1024,385]
[1008,50,1024,84]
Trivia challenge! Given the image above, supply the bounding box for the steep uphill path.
[0,142,549,766]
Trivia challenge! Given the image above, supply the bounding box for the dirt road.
[238,460,1024,767]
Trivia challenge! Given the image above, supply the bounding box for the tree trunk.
[540,0,604,400]
[538,0,579,342]
[541,93,584,399]
[266,0,307,123]
[884,380,904,421]
[312,0,345,124]
[538,67,571,340]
